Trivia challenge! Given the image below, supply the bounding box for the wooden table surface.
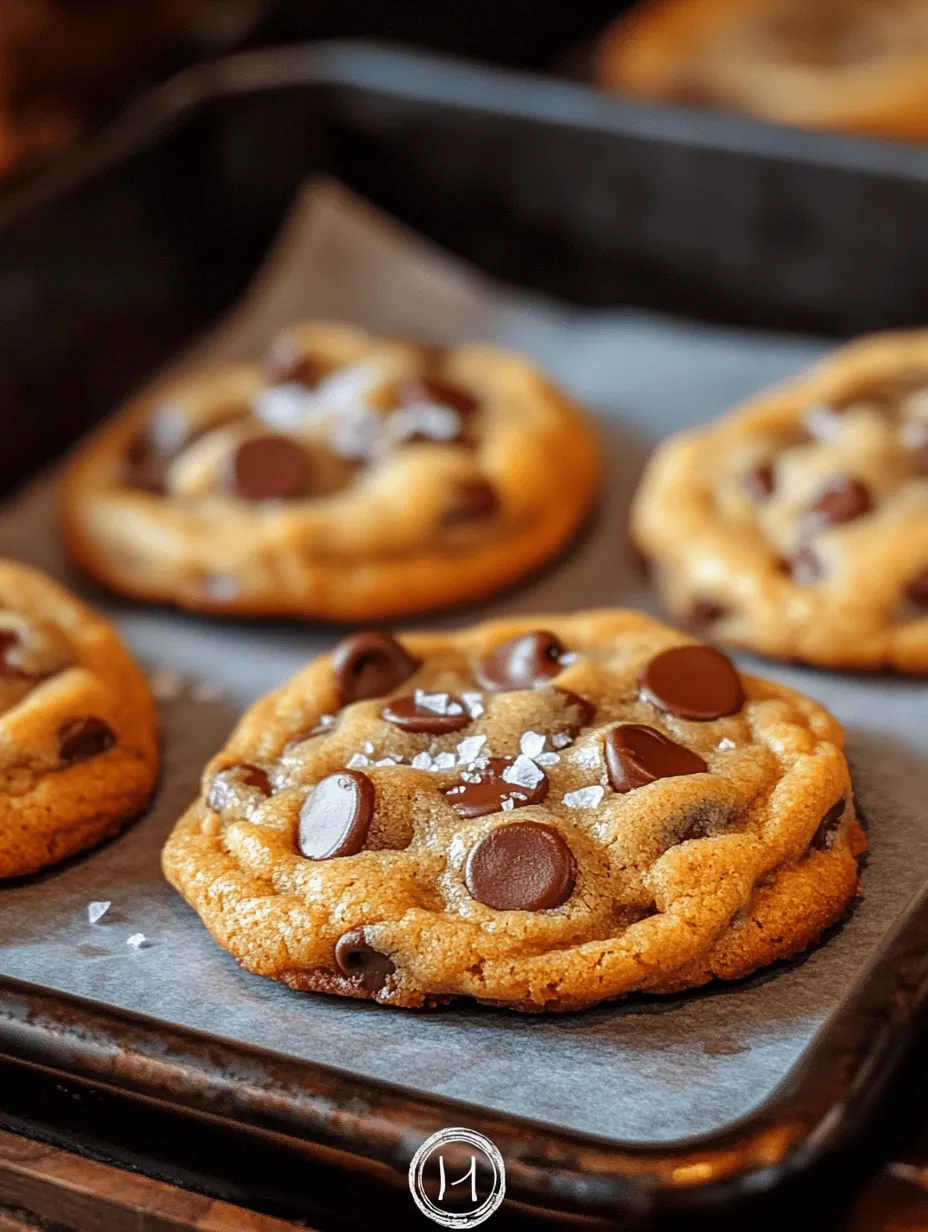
[2,1125,928,1232]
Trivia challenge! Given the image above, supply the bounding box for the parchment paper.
[0,182,925,1145]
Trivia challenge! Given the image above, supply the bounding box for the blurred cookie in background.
[595,0,928,142]
[631,329,928,673]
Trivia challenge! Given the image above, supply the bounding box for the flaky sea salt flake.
[462,691,485,719]
[456,735,487,764]
[346,753,370,769]
[534,752,560,766]
[501,755,544,790]
[500,798,515,811]
[126,933,149,950]
[411,752,433,771]
[563,786,604,809]
[87,901,111,924]
[432,752,456,771]
[415,690,450,715]
[551,732,572,749]
[519,731,546,760]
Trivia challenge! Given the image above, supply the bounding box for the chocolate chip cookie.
[61,322,602,620]
[0,559,158,878]
[596,0,928,143]
[632,331,928,673]
[162,610,864,1011]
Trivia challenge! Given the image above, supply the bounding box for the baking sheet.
[0,181,925,1146]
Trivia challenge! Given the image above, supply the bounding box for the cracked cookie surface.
[162,610,864,1012]
[61,322,602,621]
[632,331,928,673]
[0,559,158,878]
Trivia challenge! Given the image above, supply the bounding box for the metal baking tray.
[1,43,928,1231]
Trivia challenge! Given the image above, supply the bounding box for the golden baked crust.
[631,330,928,673]
[162,610,864,1012]
[596,0,928,142]
[60,322,602,621]
[0,559,158,878]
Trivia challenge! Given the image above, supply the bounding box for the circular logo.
[408,1127,506,1228]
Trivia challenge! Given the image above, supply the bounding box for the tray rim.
[3,37,928,236]
[2,39,928,1221]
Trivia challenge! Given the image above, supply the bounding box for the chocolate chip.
[687,598,727,628]
[391,377,478,417]
[556,689,597,736]
[334,929,395,992]
[441,757,549,819]
[0,630,24,677]
[265,340,325,387]
[442,478,499,526]
[803,475,872,534]
[639,645,744,722]
[123,432,170,493]
[905,569,928,608]
[299,771,375,860]
[813,799,847,850]
[332,632,419,706]
[744,463,775,500]
[789,547,824,584]
[477,631,565,692]
[464,821,576,911]
[207,763,271,813]
[381,694,470,734]
[606,724,708,793]
[225,435,311,501]
[58,718,115,764]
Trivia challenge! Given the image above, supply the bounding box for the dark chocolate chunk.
[813,799,847,850]
[606,724,707,793]
[687,598,727,628]
[441,757,549,819]
[476,631,565,692]
[905,569,928,608]
[0,630,24,677]
[442,478,499,525]
[639,645,744,722]
[298,771,375,860]
[464,821,576,911]
[225,435,311,501]
[334,929,395,992]
[381,694,470,734]
[58,717,115,764]
[332,632,419,706]
[744,463,775,500]
[803,475,872,533]
[207,763,271,813]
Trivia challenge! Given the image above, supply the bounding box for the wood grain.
[0,1127,308,1232]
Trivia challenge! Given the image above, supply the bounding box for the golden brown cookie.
[632,330,928,673]
[0,559,158,878]
[162,610,864,1012]
[596,0,928,142]
[60,322,602,621]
